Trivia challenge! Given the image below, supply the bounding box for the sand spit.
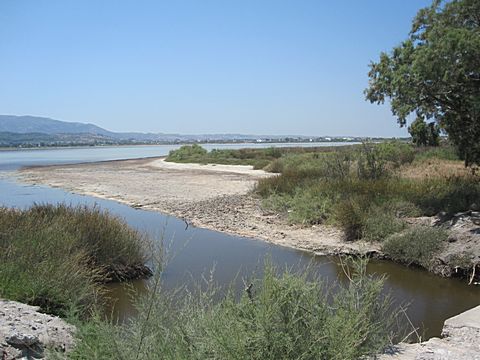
[18,157,378,256]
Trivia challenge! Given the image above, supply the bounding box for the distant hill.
[0,115,115,137]
[0,115,259,142]
[0,114,371,148]
[0,131,117,147]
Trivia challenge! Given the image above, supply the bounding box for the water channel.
[1,144,478,339]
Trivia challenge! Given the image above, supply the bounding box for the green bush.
[362,206,406,242]
[382,226,448,270]
[332,197,367,241]
[386,200,422,218]
[414,146,459,162]
[64,261,399,360]
[166,144,207,162]
[264,158,284,173]
[376,141,415,167]
[356,142,389,180]
[287,187,337,225]
[407,176,480,215]
[0,204,148,316]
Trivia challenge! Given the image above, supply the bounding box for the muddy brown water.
[1,145,479,340]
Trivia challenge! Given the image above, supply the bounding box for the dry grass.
[399,158,472,180]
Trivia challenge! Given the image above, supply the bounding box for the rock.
[6,333,39,347]
[379,305,480,359]
[0,299,75,359]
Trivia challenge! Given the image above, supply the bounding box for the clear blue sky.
[0,0,432,136]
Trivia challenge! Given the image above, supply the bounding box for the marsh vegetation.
[0,204,149,317]
[168,142,480,275]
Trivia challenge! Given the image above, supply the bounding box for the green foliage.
[64,262,399,360]
[382,226,448,270]
[448,251,475,269]
[333,197,367,241]
[258,142,480,230]
[386,200,422,218]
[166,144,207,161]
[264,158,284,173]
[376,141,415,168]
[356,142,388,180]
[0,204,147,316]
[408,118,440,147]
[366,0,480,166]
[409,176,480,215]
[166,145,351,171]
[414,145,459,161]
[167,145,286,169]
[362,206,407,242]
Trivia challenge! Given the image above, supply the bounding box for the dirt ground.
[18,157,378,256]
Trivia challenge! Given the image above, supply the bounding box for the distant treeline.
[0,131,403,148]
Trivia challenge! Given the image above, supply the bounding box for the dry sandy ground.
[18,157,378,256]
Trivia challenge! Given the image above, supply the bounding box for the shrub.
[286,187,337,225]
[166,144,207,162]
[386,200,422,218]
[408,176,480,216]
[376,141,415,168]
[322,150,353,179]
[414,146,459,162]
[252,159,272,170]
[356,142,389,180]
[332,197,367,241]
[64,261,399,360]
[362,206,406,242]
[264,158,284,173]
[382,226,448,270]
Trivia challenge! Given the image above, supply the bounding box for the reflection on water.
[0,154,479,339]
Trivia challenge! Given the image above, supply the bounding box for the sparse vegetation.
[167,142,479,272]
[62,260,401,360]
[382,226,448,270]
[0,204,149,317]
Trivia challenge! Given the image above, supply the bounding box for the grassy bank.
[259,143,479,273]
[0,204,149,317]
[60,260,401,360]
[168,143,480,275]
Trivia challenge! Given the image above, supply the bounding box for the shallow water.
[1,144,479,339]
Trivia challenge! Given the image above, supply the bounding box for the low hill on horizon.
[0,115,372,147]
[0,115,115,137]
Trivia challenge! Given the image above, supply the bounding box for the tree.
[408,118,440,146]
[365,0,480,166]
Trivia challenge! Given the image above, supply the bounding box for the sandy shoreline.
[18,157,379,256]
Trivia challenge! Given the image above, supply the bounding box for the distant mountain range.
[0,115,370,148]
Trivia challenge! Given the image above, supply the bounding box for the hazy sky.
[0,1,432,136]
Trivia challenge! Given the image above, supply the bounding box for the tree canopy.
[365,0,480,166]
[408,118,440,147]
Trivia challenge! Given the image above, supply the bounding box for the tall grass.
[62,260,401,360]
[0,204,149,316]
